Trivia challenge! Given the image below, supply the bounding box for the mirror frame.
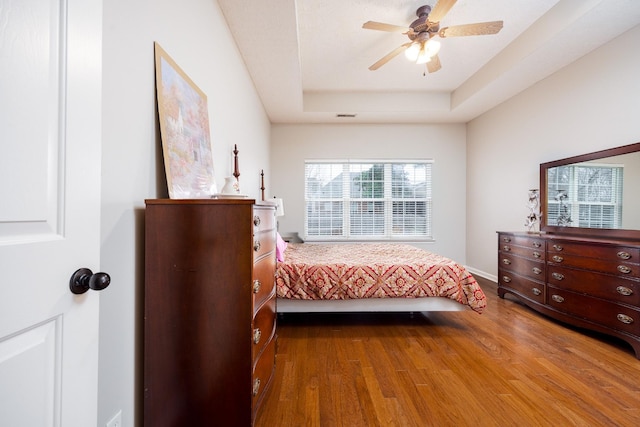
[540,142,640,240]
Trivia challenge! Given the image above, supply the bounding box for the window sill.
[302,237,435,244]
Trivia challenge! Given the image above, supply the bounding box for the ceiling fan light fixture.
[404,42,421,61]
[415,45,431,65]
[424,38,441,57]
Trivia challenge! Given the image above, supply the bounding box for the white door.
[0,0,103,426]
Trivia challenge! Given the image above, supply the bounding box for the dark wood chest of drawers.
[498,231,640,358]
[144,199,277,426]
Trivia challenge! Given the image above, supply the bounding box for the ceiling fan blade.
[369,43,412,71]
[439,21,503,37]
[426,54,442,73]
[362,21,411,33]
[428,0,457,23]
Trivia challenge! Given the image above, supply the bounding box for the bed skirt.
[276,296,467,313]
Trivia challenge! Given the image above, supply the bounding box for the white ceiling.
[218,0,640,124]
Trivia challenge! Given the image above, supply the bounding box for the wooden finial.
[260,169,265,201]
[232,144,240,181]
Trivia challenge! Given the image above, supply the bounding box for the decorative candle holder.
[525,189,541,232]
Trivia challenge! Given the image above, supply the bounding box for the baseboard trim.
[465,266,496,283]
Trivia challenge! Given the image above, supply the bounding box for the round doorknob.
[69,268,111,294]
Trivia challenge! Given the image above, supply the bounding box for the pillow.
[276,232,288,262]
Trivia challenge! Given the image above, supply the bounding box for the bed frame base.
[276,297,467,313]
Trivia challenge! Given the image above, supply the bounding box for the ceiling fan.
[363,0,503,73]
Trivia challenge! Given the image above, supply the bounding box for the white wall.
[100,1,271,426]
[270,124,468,261]
[466,25,640,279]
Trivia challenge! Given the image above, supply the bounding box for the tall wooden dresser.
[498,231,640,359]
[144,199,277,426]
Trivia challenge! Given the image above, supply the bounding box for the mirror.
[540,142,640,239]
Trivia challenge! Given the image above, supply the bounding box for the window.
[547,164,623,228]
[304,160,433,240]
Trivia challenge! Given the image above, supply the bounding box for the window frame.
[304,159,434,242]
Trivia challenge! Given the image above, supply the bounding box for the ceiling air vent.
[336,114,357,118]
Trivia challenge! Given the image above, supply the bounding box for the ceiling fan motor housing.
[409,5,439,39]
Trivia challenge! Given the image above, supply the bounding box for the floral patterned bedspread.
[275,243,486,313]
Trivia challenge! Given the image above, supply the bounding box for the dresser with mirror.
[498,142,640,358]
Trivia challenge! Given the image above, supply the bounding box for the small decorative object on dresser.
[524,189,540,232]
[220,176,238,194]
[144,199,277,425]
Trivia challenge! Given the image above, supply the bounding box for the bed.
[275,242,486,314]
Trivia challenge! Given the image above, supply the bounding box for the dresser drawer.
[253,255,276,310]
[253,229,276,261]
[498,233,545,250]
[499,269,545,304]
[547,265,640,306]
[252,335,276,410]
[253,206,276,232]
[252,296,276,362]
[499,254,545,280]
[547,241,640,263]
[499,243,545,261]
[547,253,639,278]
[547,286,640,336]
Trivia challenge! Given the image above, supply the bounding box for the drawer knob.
[502,237,511,243]
[551,272,565,281]
[253,215,261,226]
[533,242,542,248]
[617,251,631,260]
[532,267,542,275]
[533,251,541,258]
[252,378,261,396]
[502,276,511,283]
[254,240,261,252]
[253,328,262,344]
[617,314,634,325]
[502,258,511,265]
[253,280,261,294]
[503,245,511,252]
[552,244,563,252]
[617,265,632,274]
[552,255,564,263]
[532,287,542,296]
[551,294,564,303]
[616,286,633,296]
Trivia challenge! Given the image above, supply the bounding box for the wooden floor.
[255,277,640,427]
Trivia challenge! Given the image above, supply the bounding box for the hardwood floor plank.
[304,383,320,427]
[322,362,368,426]
[256,277,640,426]
[353,365,383,427]
[393,369,441,427]
[361,366,400,425]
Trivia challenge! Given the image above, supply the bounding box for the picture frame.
[154,42,216,198]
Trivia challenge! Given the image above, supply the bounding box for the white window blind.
[547,163,623,228]
[304,160,433,240]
